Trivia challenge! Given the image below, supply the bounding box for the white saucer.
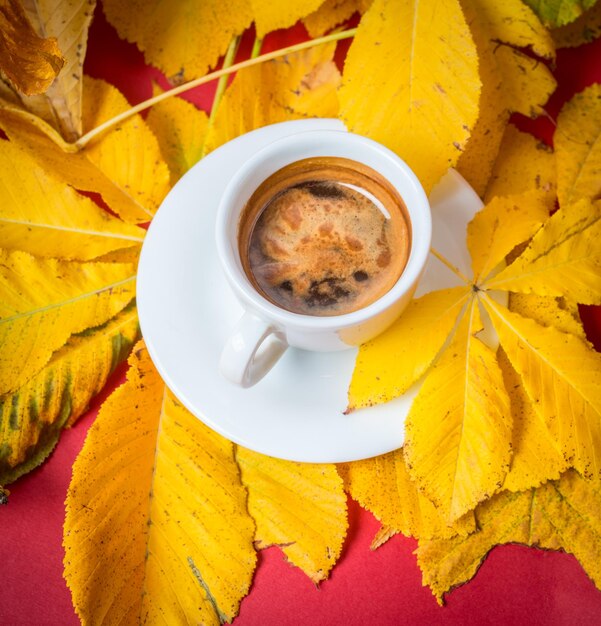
[137,119,484,463]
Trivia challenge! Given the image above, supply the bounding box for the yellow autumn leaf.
[484,124,556,203]
[0,0,64,96]
[555,83,601,208]
[346,449,475,539]
[405,301,512,522]
[487,199,601,304]
[304,0,372,37]
[146,93,208,186]
[252,0,324,36]
[483,296,601,479]
[103,0,252,81]
[509,292,588,341]
[494,46,557,119]
[0,304,138,485]
[553,1,601,47]
[417,470,601,603]
[236,447,347,583]
[456,0,555,195]
[370,525,399,550]
[0,139,144,260]
[0,250,135,395]
[498,348,567,492]
[467,191,550,283]
[455,0,507,196]
[64,343,257,624]
[16,0,95,140]
[523,0,597,27]
[348,287,469,411]
[467,0,555,58]
[339,0,480,193]
[204,43,340,153]
[0,77,170,223]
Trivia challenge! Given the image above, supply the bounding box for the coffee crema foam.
[238,157,411,316]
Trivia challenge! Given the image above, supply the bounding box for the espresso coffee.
[238,157,411,316]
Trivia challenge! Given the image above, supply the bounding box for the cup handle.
[219,312,288,387]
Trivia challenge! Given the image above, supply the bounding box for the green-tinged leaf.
[483,297,601,478]
[555,83,601,208]
[417,471,601,603]
[0,0,64,96]
[465,0,555,58]
[346,449,476,539]
[18,0,96,140]
[553,1,601,47]
[236,447,347,583]
[64,343,257,624]
[467,191,550,283]
[405,302,512,522]
[0,305,138,485]
[348,287,469,411]
[146,94,208,186]
[205,43,340,153]
[523,0,597,27]
[487,199,601,304]
[0,139,144,259]
[339,0,480,193]
[0,250,135,394]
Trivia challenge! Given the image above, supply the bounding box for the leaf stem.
[74,28,357,150]
[207,36,240,127]
[202,36,241,157]
[430,247,471,284]
[251,37,264,59]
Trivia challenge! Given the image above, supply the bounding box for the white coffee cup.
[215,130,431,387]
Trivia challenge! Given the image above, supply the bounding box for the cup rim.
[215,129,432,331]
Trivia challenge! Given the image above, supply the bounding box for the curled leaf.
[17,0,96,140]
[0,0,64,96]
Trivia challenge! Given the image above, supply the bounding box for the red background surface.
[2,6,601,625]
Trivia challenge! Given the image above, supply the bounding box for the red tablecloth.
[2,8,601,625]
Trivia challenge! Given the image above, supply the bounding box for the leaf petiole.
[429,247,471,285]
[74,28,357,150]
